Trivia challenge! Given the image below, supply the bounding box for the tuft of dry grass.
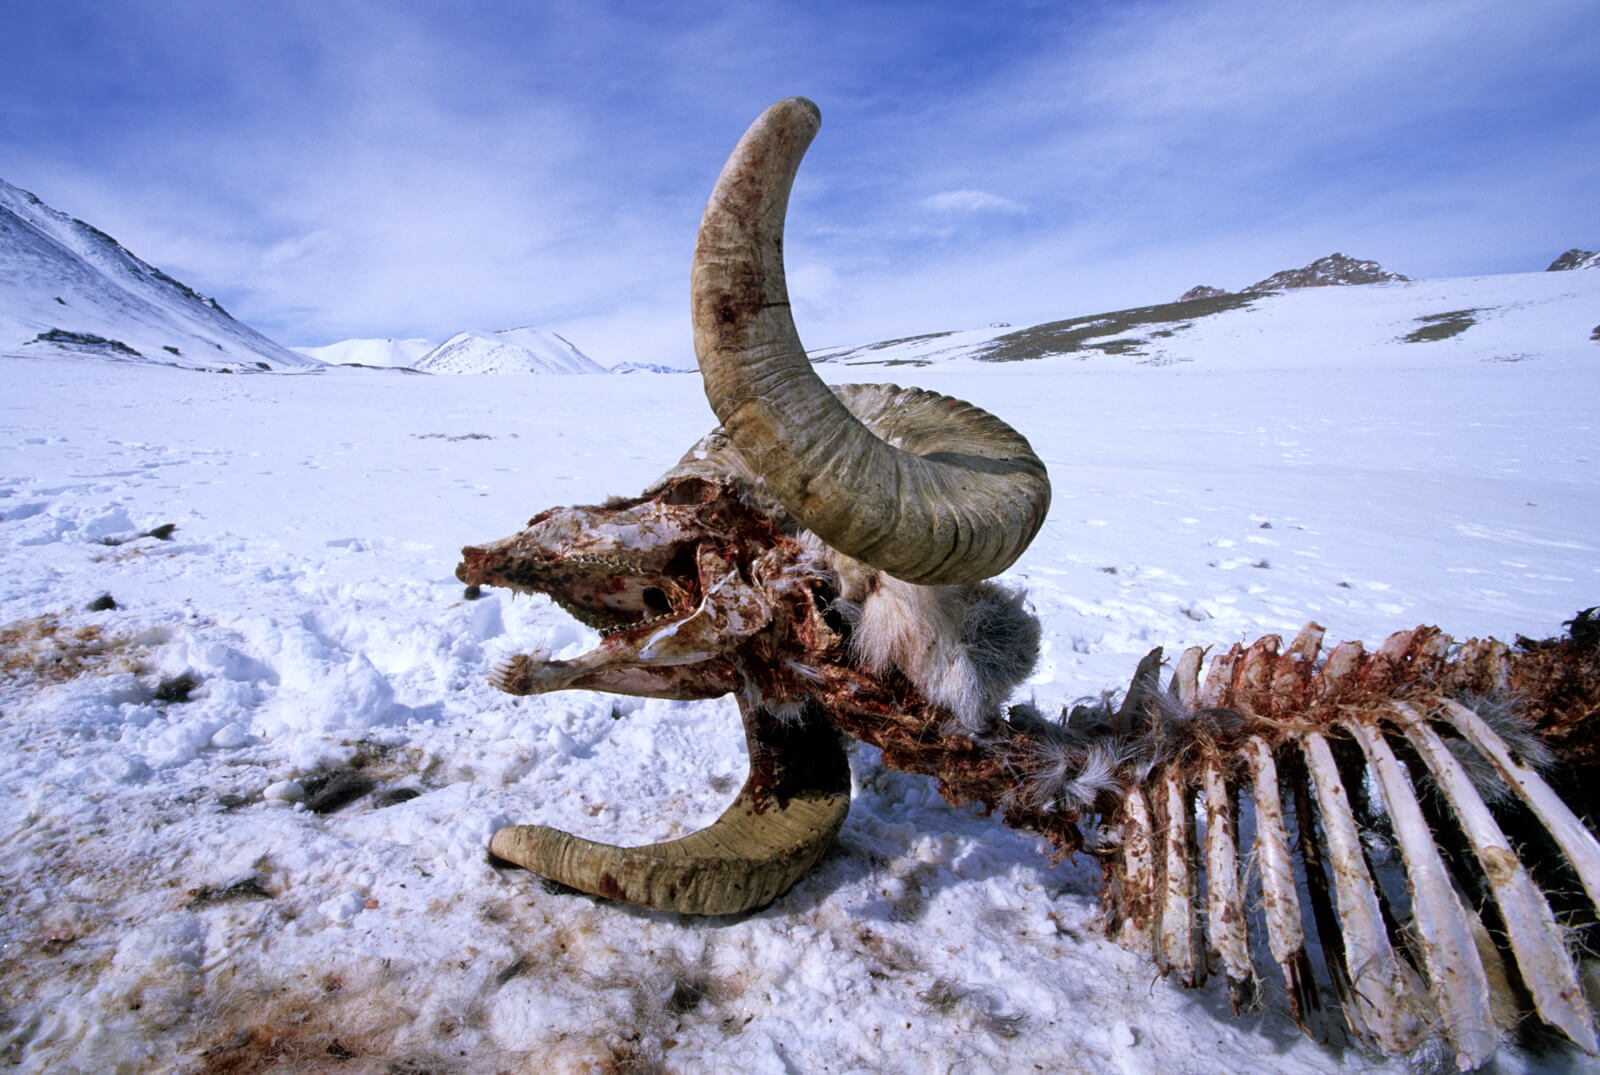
[185,961,473,1075]
[0,614,135,686]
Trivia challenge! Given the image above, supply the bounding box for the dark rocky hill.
[1179,253,1408,302]
[1547,248,1600,271]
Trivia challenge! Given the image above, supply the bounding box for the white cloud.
[260,230,343,271]
[921,189,1026,215]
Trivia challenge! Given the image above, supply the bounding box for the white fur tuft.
[812,545,1038,734]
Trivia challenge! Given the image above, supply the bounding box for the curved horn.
[691,97,1051,585]
[490,708,850,915]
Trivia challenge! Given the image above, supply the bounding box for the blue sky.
[4,1,1596,366]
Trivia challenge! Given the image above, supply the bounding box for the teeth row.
[599,610,680,638]
[565,606,624,632]
[554,601,677,635]
[565,555,648,576]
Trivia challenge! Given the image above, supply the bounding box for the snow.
[2,271,1598,1072]
[414,327,606,374]
[0,178,319,371]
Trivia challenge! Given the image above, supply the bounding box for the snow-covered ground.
[2,272,1598,1073]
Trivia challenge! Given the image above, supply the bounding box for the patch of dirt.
[0,614,145,687]
[187,971,462,1075]
[1401,308,1482,343]
[280,744,431,816]
[973,292,1259,362]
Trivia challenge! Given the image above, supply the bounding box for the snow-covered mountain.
[0,178,318,371]
[295,337,437,369]
[412,327,605,374]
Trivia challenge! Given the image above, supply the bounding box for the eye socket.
[664,543,699,580]
[642,587,671,614]
[661,477,717,505]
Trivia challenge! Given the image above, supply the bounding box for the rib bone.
[1170,645,1204,710]
[1245,736,1322,1031]
[1392,702,1598,1053]
[1117,785,1157,951]
[1157,766,1204,986]
[1301,731,1428,1054]
[1344,718,1498,1069]
[1202,752,1255,1009]
[1435,698,1600,914]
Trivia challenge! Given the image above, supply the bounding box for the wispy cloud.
[922,190,1027,215]
[3,0,1596,365]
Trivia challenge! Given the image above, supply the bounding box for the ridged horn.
[691,97,1051,585]
[490,707,850,915]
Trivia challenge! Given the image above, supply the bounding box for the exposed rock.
[1176,255,1407,303]
[1546,248,1600,272]
[153,672,199,704]
[300,769,377,814]
[1243,253,1408,293]
[28,329,141,357]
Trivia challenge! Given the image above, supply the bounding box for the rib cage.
[1097,623,1600,1069]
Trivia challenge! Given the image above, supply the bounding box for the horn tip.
[775,96,820,123]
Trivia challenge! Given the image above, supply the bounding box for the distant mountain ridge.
[299,332,616,373]
[1180,252,1409,302]
[0,177,317,370]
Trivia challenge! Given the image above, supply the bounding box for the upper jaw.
[457,538,699,635]
[455,479,782,645]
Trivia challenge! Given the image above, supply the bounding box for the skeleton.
[457,98,1600,1068]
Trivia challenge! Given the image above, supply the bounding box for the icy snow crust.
[2,272,1598,1072]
